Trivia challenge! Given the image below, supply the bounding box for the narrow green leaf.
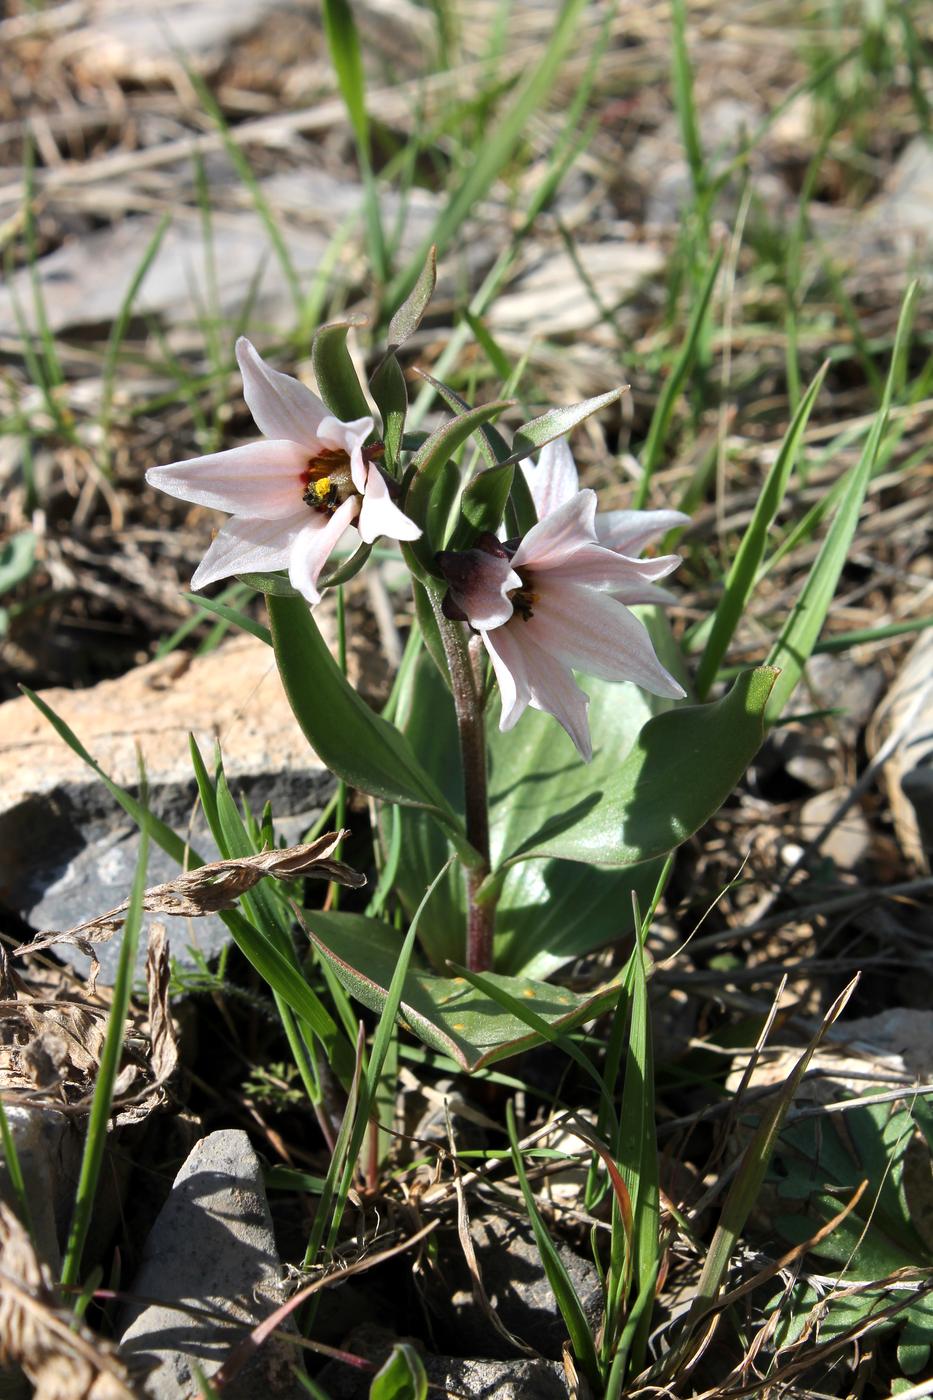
[505,388,626,466]
[0,531,36,594]
[507,1101,602,1388]
[765,282,918,721]
[459,460,515,539]
[633,247,722,508]
[0,1098,35,1237]
[312,319,373,423]
[183,593,272,647]
[387,246,437,348]
[369,353,407,471]
[61,824,149,1287]
[694,362,827,698]
[404,397,513,562]
[20,688,199,870]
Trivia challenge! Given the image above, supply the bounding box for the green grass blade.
[670,0,706,202]
[0,1097,35,1237]
[633,247,722,509]
[694,362,827,698]
[387,0,589,309]
[322,0,387,284]
[182,593,271,647]
[61,823,149,1287]
[20,687,200,869]
[506,1100,602,1388]
[765,281,918,722]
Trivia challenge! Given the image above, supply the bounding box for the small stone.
[118,1129,304,1399]
[868,630,933,871]
[841,1008,933,1082]
[426,1213,602,1360]
[0,1105,82,1272]
[798,788,873,872]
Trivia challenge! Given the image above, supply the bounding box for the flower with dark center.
[146,338,420,606]
[438,482,686,762]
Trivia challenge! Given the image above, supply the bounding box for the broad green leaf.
[405,398,513,563]
[458,460,514,539]
[301,909,626,1071]
[505,387,626,466]
[694,362,827,698]
[766,283,918,722]
[489,668,776,868]
[370,1343,428,1400]
[267,595,475,863]
[312,318,373,423]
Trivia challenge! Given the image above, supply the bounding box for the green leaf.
[489,667,776,868]
[694,362,827,698]
[387,246,436,348]
[237,571,303,598]
[404,397,513,562]
[301,909,626,1071]
[458,460,515,539]
[633,247,723,508]
[765,283,918,722]
[505,388,626,466]
[184,593,271,646]
[507,1102,602,1388]
[267,594,475,863]
[369,353,407,471]
[312,318,373,423]
[0,530,36,595]
[370,1343,428,1400]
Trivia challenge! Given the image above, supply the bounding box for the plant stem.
[429,586,494,971]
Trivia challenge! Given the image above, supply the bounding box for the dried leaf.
[0,1203,139,1398]
[14,832,365,964]
[145,922,179,1087]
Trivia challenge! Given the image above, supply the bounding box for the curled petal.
[511,490,599,572]
[147,441,309,519]
[356,465,422,545]
[521,437,580,520]
[438,546,520,630]
[191,509,311,589]
[526,582,685,698]
[482,625,532,732]
[596,508,690,555]
[287,495,360,605]
[317,414,375,495]
[236,338,329,448]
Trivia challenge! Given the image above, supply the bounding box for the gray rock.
[787,652,886,733]
[869,630,933,871]
[798,787,873,873]
[426,1213,602,1360]
[1,635,335,983]
[0,1105,82,1273]
[118,1129,304,1399]
[315,1326,569,1398]
[862,136,933,249]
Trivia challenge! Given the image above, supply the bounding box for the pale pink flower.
[523,437,689,605]
[439,485,686,762]
[146,338,420,606]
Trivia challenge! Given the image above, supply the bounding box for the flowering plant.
[149,257,775,1066]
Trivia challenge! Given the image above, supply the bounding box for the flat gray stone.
[1,635,335,982]
[118,1129,304,1399]
[0,1105,82,1272]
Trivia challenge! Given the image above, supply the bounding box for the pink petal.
[439,546,520,629]
[482,625,531,731]
[511,490,598,571]
[317,415,374,494]
[538,542,682,591]
[146,440,309,518]
[521,437,580,520]
[596,508,690,554]
[191,509,310,589]
[524,581,685,698]
[484,623,592,760]
[287,495,360,605]
[236,337,329,448]
[356,465,422,544]
[612,580,678,606]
